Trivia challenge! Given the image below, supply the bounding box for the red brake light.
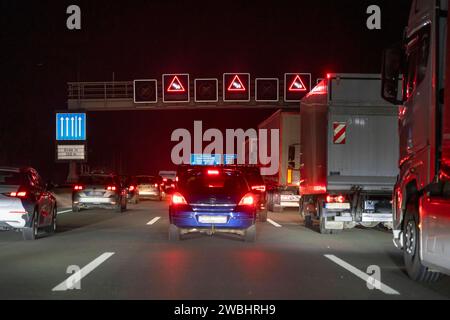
[172,192,187,205]
[207,169,220,176]
[239,193,255,206]
[74,185,84,191]
[107,186,117,191]
[128,186,135,192]
[251,185,266,192]
[326,195,346,203]
[336,195,345,203]
[163,178,168,182]
[9,191,27,198]
[326,195,333,203]
[154,184,159,188]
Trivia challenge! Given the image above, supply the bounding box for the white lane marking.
[324,254,400,295]
[267,219,282,228]
[52,252,115,292]
[57,209,73,215]
[147,217,161,225]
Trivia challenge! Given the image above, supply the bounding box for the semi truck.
[256,110,301,212]
[381,0,450,281]
[299,74,399,234]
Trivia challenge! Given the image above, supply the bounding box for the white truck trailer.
[299,74,399,234]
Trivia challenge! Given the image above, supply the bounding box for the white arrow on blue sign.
[56,113,86,141]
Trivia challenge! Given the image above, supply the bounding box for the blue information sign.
[56,113,86,141]
[190,154,237,166]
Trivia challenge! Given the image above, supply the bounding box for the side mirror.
[381,44,404,105]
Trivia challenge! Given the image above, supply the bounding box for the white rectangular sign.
[57,145,86,160]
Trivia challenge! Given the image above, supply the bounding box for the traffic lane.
[277,215,450,299]
[56,206,407,300]
[0,200,166,299]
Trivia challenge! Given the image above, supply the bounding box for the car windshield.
[137,177,157,184]
[178,170,249,195]
[0,171,26,185]
[79,175,115,185]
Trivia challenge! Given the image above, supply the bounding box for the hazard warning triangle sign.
[167,76,186,92]
[228,75,246,92]
[289,75,307,92]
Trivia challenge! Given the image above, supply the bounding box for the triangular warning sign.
[289,75,307,92]
[228,75,246,92]
[167,76,186,92]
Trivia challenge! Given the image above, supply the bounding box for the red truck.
[382,0,450,280]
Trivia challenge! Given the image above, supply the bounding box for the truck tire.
[169,224,181,241]
[403,202,440,282]
[361,222,380,228]
[319,216,332,234]
[267,193,274,212]
[245,225,257,242]
[304,215,313,228]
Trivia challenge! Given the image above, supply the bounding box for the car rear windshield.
[178,170,249,195]
[137,177,157,184]
[0,171,26,185]
[79,175,115,185]
[243,170,265,186]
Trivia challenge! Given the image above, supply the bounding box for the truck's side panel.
[280,113,300,186]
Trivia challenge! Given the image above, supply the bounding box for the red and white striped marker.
[333,122,347,144]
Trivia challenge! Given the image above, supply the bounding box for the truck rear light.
[207,169,220,176]
[128,185,135,192]
[326,195,346,203]
[251,185,266,192]
[107,186,117,191]
[74,185,84,191]
[239,193,255,206]
[154,184,159,188]
[172,192,187,205]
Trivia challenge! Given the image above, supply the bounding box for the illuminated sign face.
[134,79,157,104]
[223,73,250,102]
[56,113,86,141]
[284,73,312,102]
[255,78,279,102]
[195,79,219,102]
[162,74,190,103]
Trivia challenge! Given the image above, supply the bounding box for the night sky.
[0,0,411,182]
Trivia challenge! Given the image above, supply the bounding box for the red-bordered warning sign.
[333,122,347,144]
[227,75,246,92]
[288,75,307,92]
[167,76,186,92]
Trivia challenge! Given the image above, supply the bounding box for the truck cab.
[382,0,450,280]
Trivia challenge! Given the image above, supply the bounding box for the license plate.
[198,216,228,224]
[325,203,351,210]
[281,195,300,201]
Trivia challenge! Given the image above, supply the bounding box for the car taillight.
[154,184,159,188]
[74,185,84,191]
[239,193,255,206]
[9,191,28,198]
[172,192,187,205]
[326,195,346,203]
[128,185,135,192]
[207,169,220,176]
[251,185,266,192]
[107,186,117,191]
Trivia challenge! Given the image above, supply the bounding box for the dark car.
[72,173,127,212]
[121,175,140,204]
[169,166,257,242]
[0,167,57,240]
[237,166,268,222]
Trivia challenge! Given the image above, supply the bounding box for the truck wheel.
[304,215,313,228]
[245,225,257,242]
[319,216,332,235]
[403,203,440,282]
[259,210,268,222]
[361,222,380,228]
[169,224,181,241]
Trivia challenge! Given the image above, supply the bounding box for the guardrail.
[68,82,134,100]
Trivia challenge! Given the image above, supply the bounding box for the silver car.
[136,175,163,201]
[72,174,127,212]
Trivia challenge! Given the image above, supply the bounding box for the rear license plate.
[325,203,351,210]
[198,216,228,224]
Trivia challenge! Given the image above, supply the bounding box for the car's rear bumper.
[73,195,119,209]
[170,209,256,229]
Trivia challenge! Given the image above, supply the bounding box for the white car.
[0,167,57,240]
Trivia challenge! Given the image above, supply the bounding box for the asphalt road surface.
[0,200,449,300]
